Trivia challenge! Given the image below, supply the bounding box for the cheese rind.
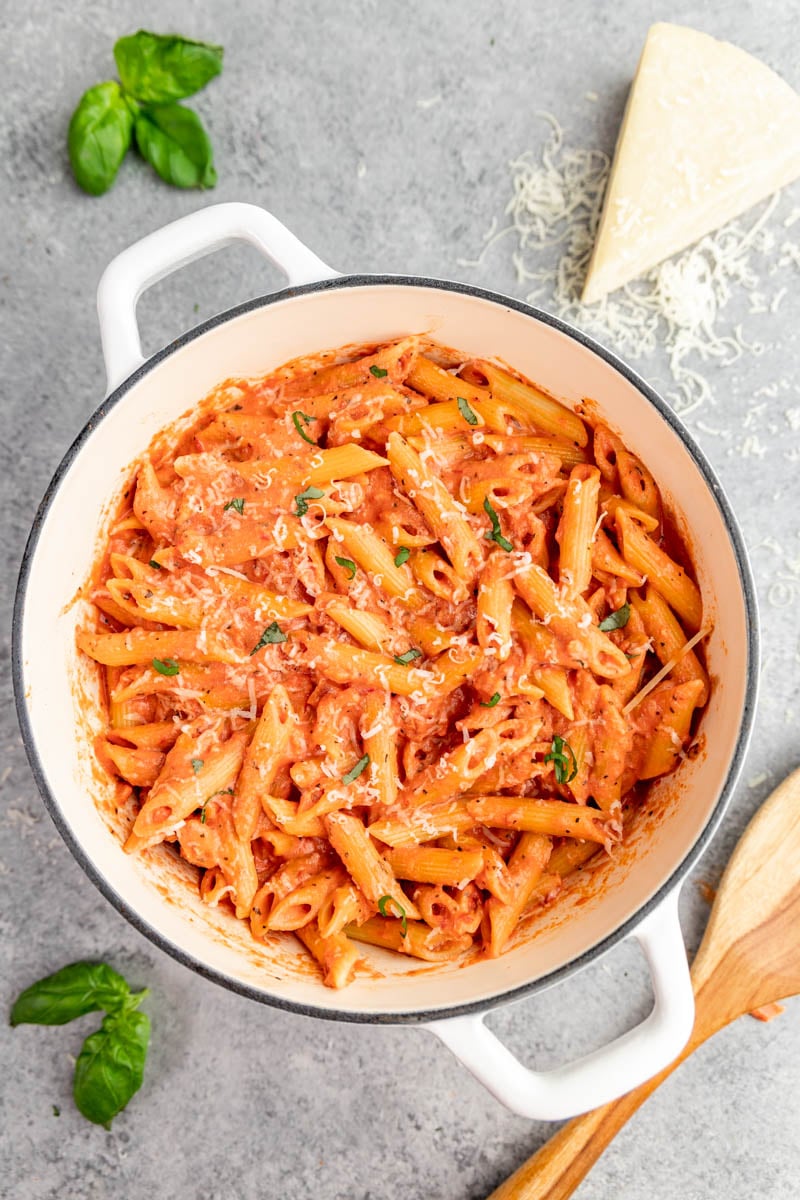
[582,23,800,303]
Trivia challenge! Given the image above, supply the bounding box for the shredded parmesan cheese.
[462,112,800,415]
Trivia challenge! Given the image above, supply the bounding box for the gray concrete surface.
[2,1,799,1197]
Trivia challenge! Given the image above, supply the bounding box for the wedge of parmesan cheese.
[582,23,800,303]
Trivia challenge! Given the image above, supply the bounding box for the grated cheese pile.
[463,112,800,415]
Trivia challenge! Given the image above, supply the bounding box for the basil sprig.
[68,30,223,195]
[10,961,151,1128]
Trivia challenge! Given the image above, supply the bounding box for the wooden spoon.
[488,765,800,1200]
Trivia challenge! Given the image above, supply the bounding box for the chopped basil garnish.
[152,657,179,676]
[335,556,356,579]
[457,396,479,426]
[200,806,207,824]
[598,602,631,632]
[369,365,388,378]
[223,497,245,515]
[483,497,513,552]
[544,735,578,784]
[377,894,408,935]
[191,758,203,774]
[294,485,325,516]
[291,410,317,445]
[393,648,422,666]
[148,559,161,570]
[250,621,287,654]
[481,692,501,708]
[394,547,410,567]
[342,754,370,784]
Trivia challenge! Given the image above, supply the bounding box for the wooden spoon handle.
[486,1038,696,1200]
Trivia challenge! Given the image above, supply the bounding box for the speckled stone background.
[2,2,799,1197]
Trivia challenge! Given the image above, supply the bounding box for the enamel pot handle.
[96,202,339,393]
[425,890,693,1120]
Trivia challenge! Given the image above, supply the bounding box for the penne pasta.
[80,333,708,987]
[465,361,588,446]
[557,464,601,598]
[382,845,484,887]
[616,509,703,630]
[233,685,296,843]
[484,833,553,957]
[631,584,709,703]
[295,921,361,989]
[346,915,474,963]
[386,432,484,582]
[465,796,612,844]
[325,811,421,920]
[325,517,425,609]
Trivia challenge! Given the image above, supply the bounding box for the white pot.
[13,203,758,1120]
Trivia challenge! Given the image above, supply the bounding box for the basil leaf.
[191,758,204,775]
[394,547,410,567]
[152,657,179,676]
[334,556,356,580]
[369,365,388,378]
[393,648,422,665]
[223,497,245,514]
[377,895,408,935]
[483,497,513,552]
[134,104,217,189]
[292,411,317,445]
[114,31,224,104]
[342,754,370,784]
[68,82,133,196]
[73,1009,150,1128]
[544,735,578,784]
[481,692,501,708]
[598,602,631,632]
[294,485,325,517]
[10,961,130,1027]
[457,396,479,426]
[250,621,287,654]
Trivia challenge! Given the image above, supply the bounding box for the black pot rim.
[12,273,759,1025]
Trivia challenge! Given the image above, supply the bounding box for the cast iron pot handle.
[97,202,339,392]
[425,889,694,1120]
